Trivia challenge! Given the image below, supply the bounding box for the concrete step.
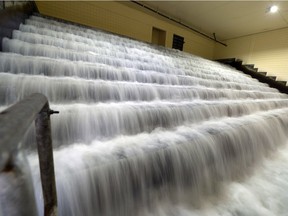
[215,58,236,64]
[277,81,287,86]
[243,64,258,72]
[267,76,277,81]
[258,72,267,76]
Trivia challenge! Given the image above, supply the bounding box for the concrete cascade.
[1,14,288,216]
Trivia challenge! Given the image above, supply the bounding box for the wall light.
[268,5,279,13]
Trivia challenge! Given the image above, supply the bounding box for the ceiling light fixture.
[268,5,279,13]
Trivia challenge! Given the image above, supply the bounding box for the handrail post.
[35,103,57,216]
[0,93,59,216]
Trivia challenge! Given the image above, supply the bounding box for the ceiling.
[139,1,288,41]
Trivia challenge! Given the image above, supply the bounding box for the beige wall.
[35,1,288,81]
[215,28,288,82]
[35,1,216,59]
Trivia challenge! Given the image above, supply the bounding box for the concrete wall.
[35,1,216,59]
[215,28,288,82]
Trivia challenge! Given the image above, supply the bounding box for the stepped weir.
[1,15,288,216]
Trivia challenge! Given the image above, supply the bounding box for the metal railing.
[0,93,58,216]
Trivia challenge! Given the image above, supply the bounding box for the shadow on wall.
[0,0,37,51]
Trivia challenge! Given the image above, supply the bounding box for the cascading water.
[1,14,288,216]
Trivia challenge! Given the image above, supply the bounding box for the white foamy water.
[27,108,288,216]
[1,14,288,216]
[0,52,277,92]
[138,143,288,216]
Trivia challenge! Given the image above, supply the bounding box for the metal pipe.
[131,1,227,47]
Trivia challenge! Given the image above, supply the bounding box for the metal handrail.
[0,93,58,216]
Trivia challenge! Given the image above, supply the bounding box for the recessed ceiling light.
[269,5,279,13]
